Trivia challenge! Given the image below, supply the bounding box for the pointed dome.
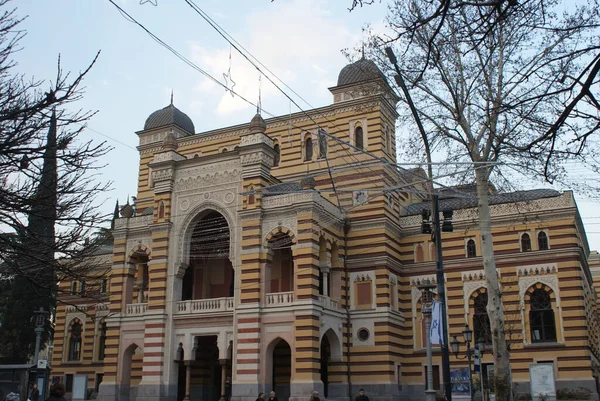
[337,58,386,86]
[144,103,195,134]
[249,113,266,133]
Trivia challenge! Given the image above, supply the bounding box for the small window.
[466,239,477,258]
[521,233,532,252]
[158,201,165,219]
[530,289,556,343]
[318,130,327,159]
[430,243,436,262]
[80,281,86,296]
[304,135,313,161]
[71,281,77,295]
[538,231,549,250]
[355,281,372,309]
[424,366,441,390]
[273,143,280,167]
[248,186,255,205]
[65,374,74,393]
[98,322,107,360]
[100,279,108,294]
[355,126,364,150]
[415,244,424,263]
[68,321,82,361]
[357,328,370,341]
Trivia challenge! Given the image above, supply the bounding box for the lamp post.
[32,307,49,397]
[450,324,474,401]
[418,281,438,401]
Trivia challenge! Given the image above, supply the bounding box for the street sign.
[37,360,48,369]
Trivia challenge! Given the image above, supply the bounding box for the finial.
[170,90,174,105]
[257,74,262,115]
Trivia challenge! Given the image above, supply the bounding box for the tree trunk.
[475,167,512,401]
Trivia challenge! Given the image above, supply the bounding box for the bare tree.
[369,1,600,399]
[0,0,111,362]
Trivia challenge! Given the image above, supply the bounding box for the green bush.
[556,387,591,400]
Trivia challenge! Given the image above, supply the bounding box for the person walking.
[30,383,40,401]
[310,390,320,401]
[268,391,279,401]
[45,383,67,401]
[355,389,369,401]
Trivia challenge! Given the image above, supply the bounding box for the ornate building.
[51,59,600,401]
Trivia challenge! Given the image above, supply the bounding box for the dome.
[249,113,266,133]
[337,58,386,87]
[144,104,195,134]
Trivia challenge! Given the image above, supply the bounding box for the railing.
[318,295,340,310]
[175,297,234,314]
[125,303,147,316]
[95,302,110,311]
[265,291,294,306]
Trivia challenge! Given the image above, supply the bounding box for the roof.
[337,58,387,86]
[403,188,562,216]
[263,182,302,196]
[144,104,195,134]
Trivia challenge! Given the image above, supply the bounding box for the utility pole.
[385,47,452,401]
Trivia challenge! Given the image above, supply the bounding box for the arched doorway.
[194,335,220,401]
[120,344,143,401]
[182,210,234,301]
[320,335,331,398]
[272,339,291,401]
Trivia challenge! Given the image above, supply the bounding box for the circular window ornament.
[357,328,370,342]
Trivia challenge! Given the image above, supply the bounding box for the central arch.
[181,209,234,301]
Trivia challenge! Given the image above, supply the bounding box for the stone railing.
[95,302,110,311]
[125,303,147,316]
[65,305,88,313]
[175,297,234,315]
[318,295,340,310]
[265,291,294,306]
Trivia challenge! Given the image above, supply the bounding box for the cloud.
[187,0,361,117]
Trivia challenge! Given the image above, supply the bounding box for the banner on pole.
[430,300,444,345]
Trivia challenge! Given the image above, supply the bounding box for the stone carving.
[176,160,241,180]
[126,238,152,257]
[410,274,438,286]
[175,169,241,191]
[462,269,500,281]
[240,133,273,147]
[262,217,297,243]
[240,151,273,167]
[516,263,558,276]
[518,274,560,307]
[152,168,174,182]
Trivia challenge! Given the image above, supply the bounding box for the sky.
[12,0,600,251]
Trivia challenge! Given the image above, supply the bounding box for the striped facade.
[51,60,600,401]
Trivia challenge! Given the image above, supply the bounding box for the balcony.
[125,303,147,316]
[265,291,294,307]
[175,297,234,315]
[318,295,340,310]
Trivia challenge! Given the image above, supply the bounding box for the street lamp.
[450,324,474,401]
[418,280,438,401]
[32,307,49,399]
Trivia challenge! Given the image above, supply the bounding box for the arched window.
[68,321,82,361]
[98,322,107,360]
[466,239,477,258]
[158,201,165,219]
[530,289,556,343]
[355,126,364,150]
[319,131,327,159]
[521,233,532,252]
[473,293,491,344]
[415,244,424,263]
[248,186,255,205]
[273,143,281,167]
[538,232,549,250]
[305,135,313,161]
[71,281,78,295]
[80,281,86,296]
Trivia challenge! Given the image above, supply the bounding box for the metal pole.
[34,327,43,365]
[424,305,437,401]
[467,343,473,401]
[433,195,452,400]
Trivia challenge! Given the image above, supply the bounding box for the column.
[219,359,228,401]
[183,362,192,401]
